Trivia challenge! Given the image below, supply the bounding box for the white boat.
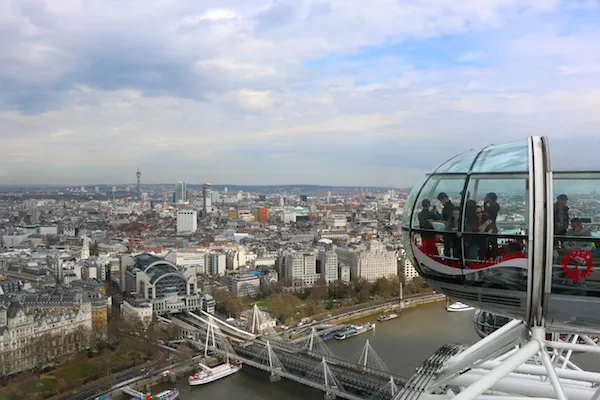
[377,313,399,322]
[446,302,474,312]
[188,360,242,385]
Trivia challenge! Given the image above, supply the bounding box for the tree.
[267,292,301,323]
[354,278,372,303]
[212,289,245,317]
[309,278,328,301]
[372,277,392,298]
[328,280,351,299]
[175,343,194,363]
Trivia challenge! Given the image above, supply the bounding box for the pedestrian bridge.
[165,310,406,400]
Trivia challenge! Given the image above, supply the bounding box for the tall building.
[317,249,339,283]
[176,210,198,233]
[175,182,186,202]
[203,183,212,214]
[136,169,142,201]
[206,253,226,276]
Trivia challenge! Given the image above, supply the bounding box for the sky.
[2,0,600,187]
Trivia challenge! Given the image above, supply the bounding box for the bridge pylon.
[203,314,238,359]
[354,339,390,372]
[307,356,346,399]
[250,304,276,335]
[304,327,334,356]
[367,376,399,400]
[252,340,287,382]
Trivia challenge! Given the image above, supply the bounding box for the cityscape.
[3,1,600,399]
[0,178,432,400]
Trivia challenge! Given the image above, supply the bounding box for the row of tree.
[212,276,431,323]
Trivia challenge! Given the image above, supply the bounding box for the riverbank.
[288,294,445,342]
[328,294,445,325]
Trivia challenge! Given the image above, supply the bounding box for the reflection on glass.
[471,141,529,173]
[551,174,600,298]
[409,232,464,282]
[402,174,429,227]
[462,233,528,291]
[434,149,479,173]
[462,176,528,235]
[411,176,466,229]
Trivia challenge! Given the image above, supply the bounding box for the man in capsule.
[554,194,570,237]
[437,192,454,222]
[563,218,593,251]
[417,199,441,255]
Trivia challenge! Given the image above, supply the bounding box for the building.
[203,183,212,214]
[336,241,397,282]
[122,253,203,315]
[229,274,261,298]
[398,249,419,282]
[206,253,226,276]
[339,264,351,282]
[121,298,153,329]
[284,252,320,288]
[176,210,198,234]
[317,249,339,283]
[0,294,92,376]
[258,207,268,222]
[175,182,187,202]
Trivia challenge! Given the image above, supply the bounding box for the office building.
[317,249,339,283]
[203,183,212,214]
[336,241,397,282]
[175,182,187,202]
[229,274,261,298]
[176,209,198,234]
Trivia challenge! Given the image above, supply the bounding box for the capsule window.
[461,175,529,236]
[550,173,600,298]
[410,175,466,230]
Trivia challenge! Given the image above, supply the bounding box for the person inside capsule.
[417,199,441,255]
[563,218,593,251]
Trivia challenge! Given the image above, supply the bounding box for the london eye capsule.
[402,136,600,334]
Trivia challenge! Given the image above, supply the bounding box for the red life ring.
[560,250,593,283]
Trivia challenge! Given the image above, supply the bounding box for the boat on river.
[334,323,375,340]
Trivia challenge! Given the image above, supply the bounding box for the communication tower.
[136,169,142,201]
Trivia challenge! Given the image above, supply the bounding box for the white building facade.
[176,210,197,234]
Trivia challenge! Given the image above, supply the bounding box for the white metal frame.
[400,321,600,400]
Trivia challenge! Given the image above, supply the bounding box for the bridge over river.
[161,310,407,400]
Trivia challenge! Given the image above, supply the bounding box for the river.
[154,302,597,399]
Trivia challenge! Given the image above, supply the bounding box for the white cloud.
[1,0,600,186]
[236,89,273,109]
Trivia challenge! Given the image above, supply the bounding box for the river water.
[155,302,598,399]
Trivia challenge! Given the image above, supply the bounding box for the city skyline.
[2,1,600,186]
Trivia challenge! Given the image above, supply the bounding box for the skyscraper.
[203,183,212,214]
[175,182,186,202]
[136,169,142,201]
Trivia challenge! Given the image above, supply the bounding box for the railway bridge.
[162,310,406,400]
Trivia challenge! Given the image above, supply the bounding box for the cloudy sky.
[2,0,600,187]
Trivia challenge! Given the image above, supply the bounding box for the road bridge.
[166,312,406,400]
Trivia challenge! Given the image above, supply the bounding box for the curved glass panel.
[402,174,429,227]
[462,175,529,234]
[408,231,463,284]
[549,136,600,172]
[471,141,529,173]
[410,175,466,229]
[548,172,600,329]
[434,149,480,173]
